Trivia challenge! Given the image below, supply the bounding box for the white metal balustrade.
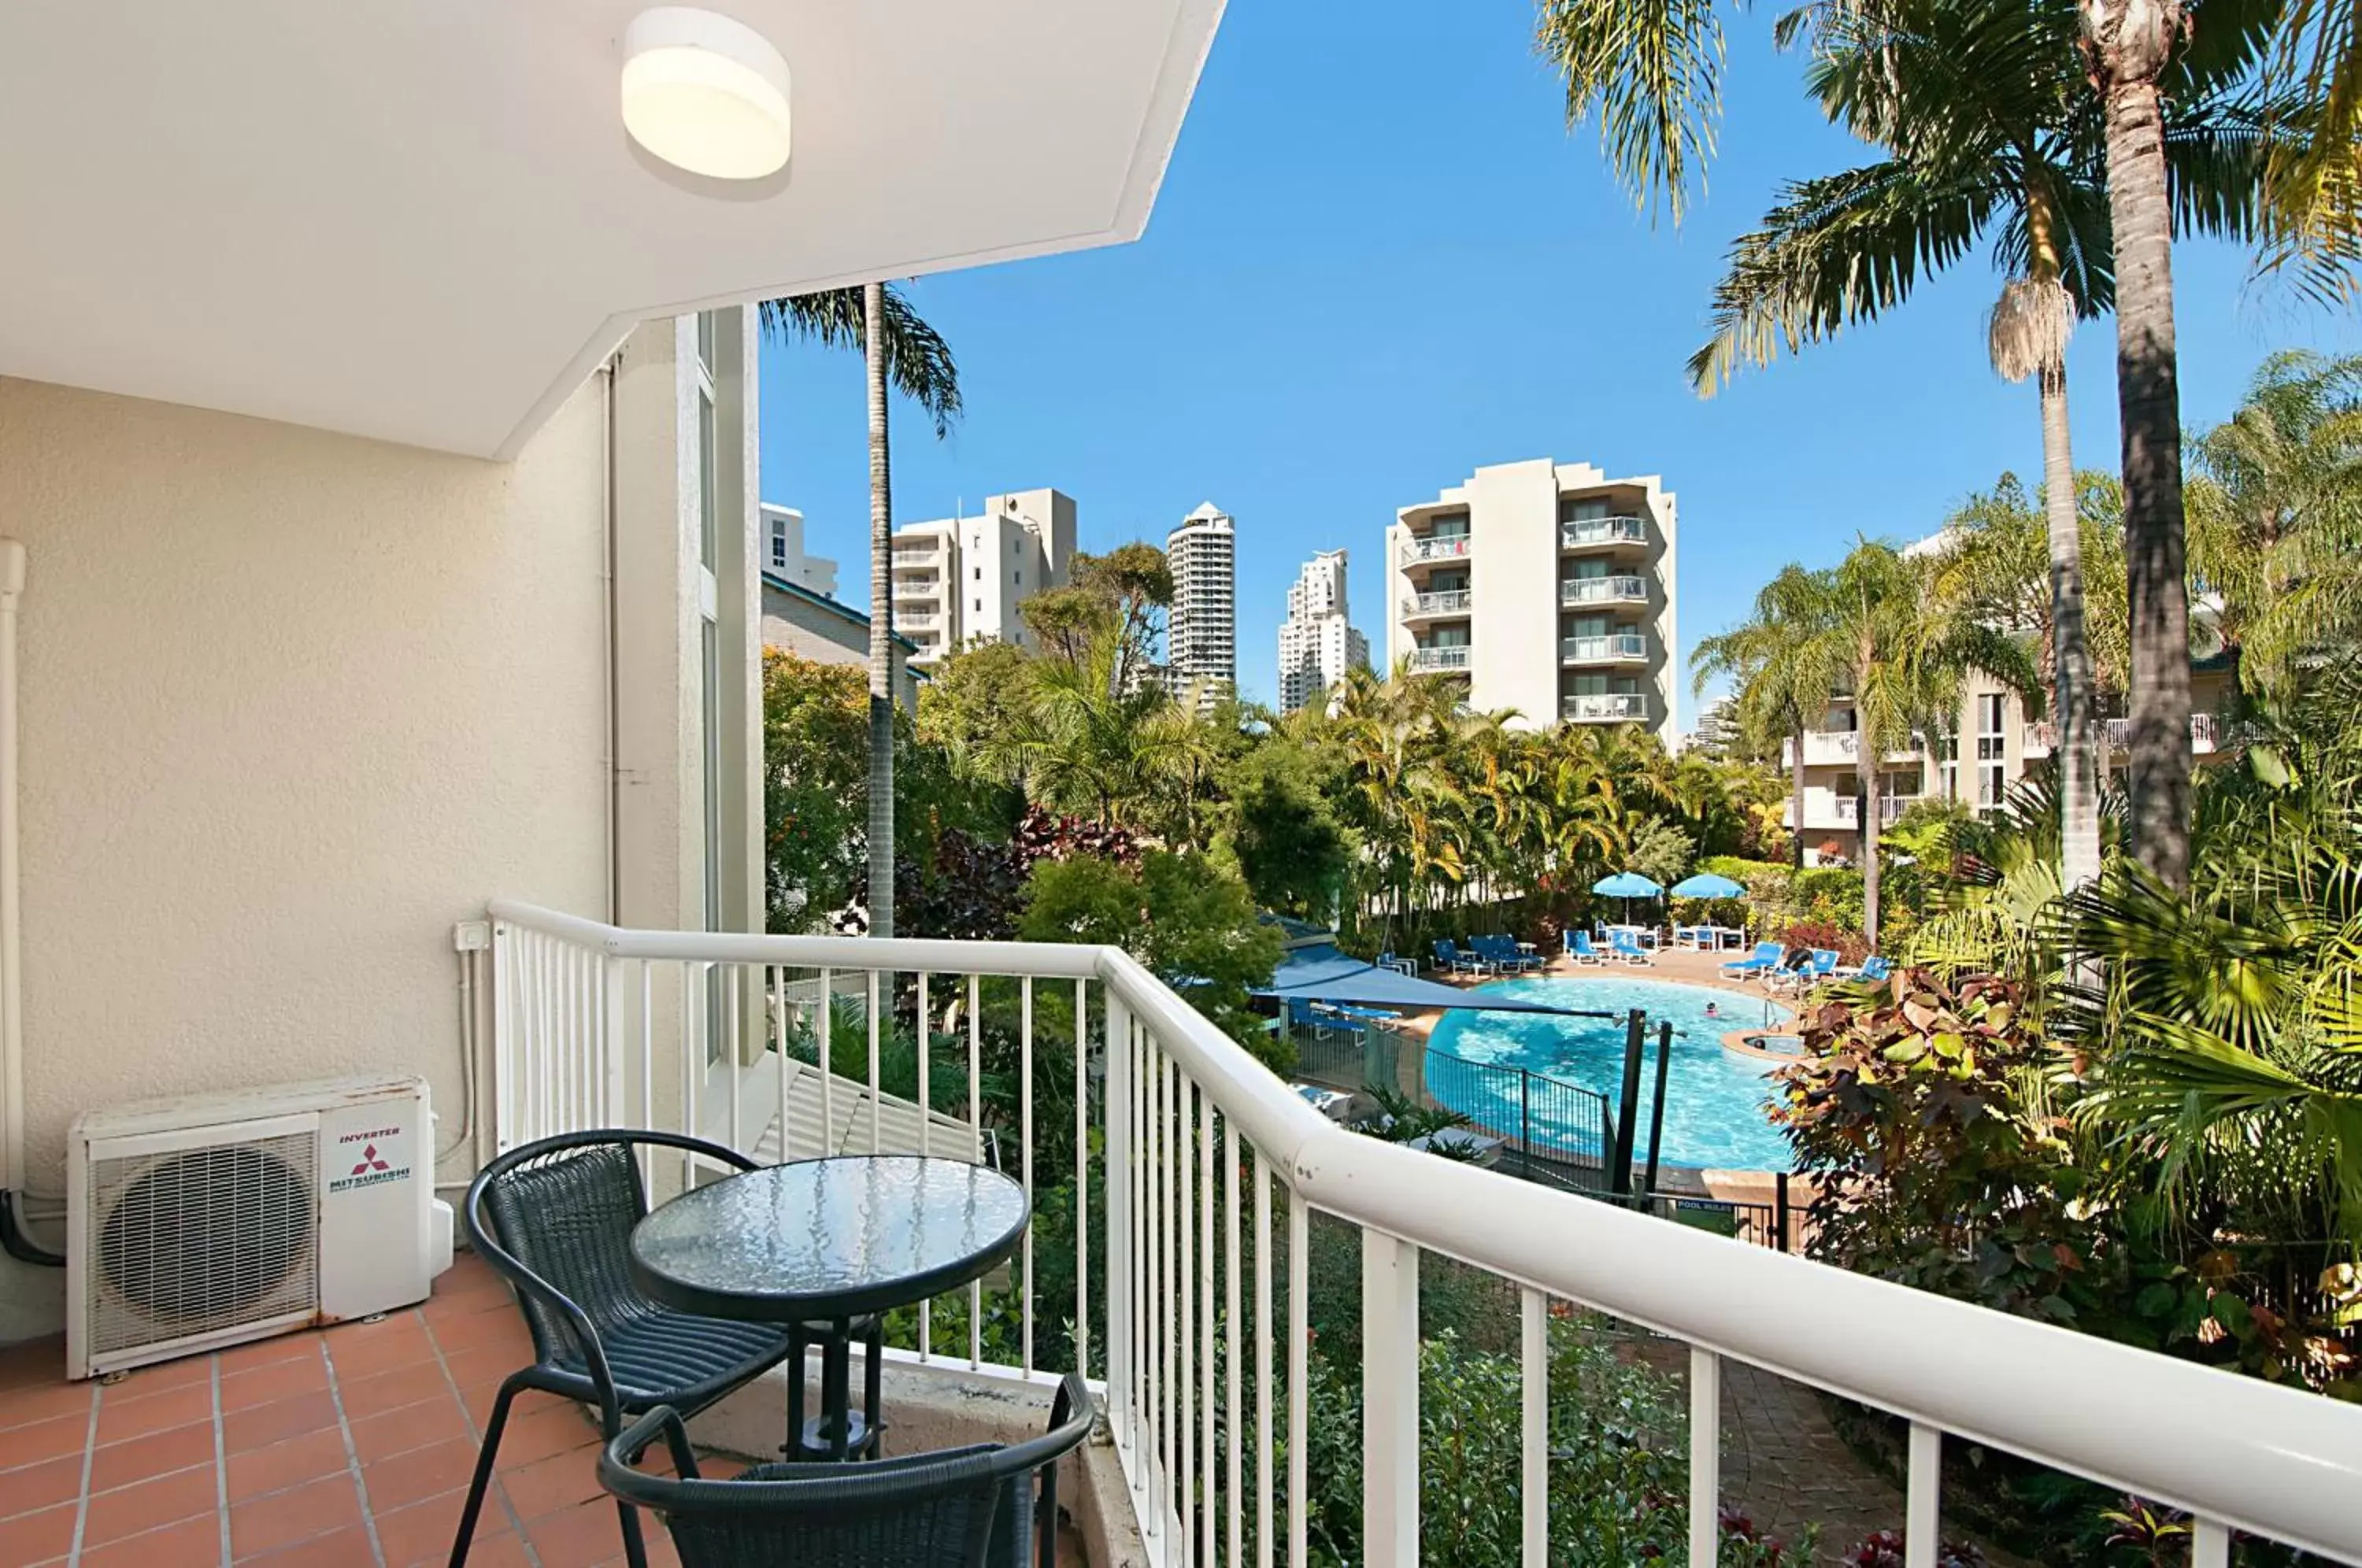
[1406,645,1471,672]
[1558,575,1649,606]
[1401,590,1472,619]
[485,900,2362,1568]
[1560,632,1648,664]
[1401,534,1472,564]
[1559,515,1648,549]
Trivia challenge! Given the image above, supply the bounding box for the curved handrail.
[483,899,2362,1562]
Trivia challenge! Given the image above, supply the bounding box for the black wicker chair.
[599,1372,1095,1568]
[448,1130,803,1568]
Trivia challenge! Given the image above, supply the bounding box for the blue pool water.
[1426,978,1795,1171]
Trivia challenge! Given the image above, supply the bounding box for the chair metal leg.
[861,1316,883,1454]
[446,1373,525,1568]
[616,1497,650,1568]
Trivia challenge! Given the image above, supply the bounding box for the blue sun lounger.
[1721,941,1784,977]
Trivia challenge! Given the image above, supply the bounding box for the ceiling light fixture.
[620,8,793,180]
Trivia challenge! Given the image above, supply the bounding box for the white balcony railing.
[1561,632,1648,664]
[1558,575,1649,606]
[1401,590,1472,619]
[1402,534,1472,564]
[1559,515,1648,550]
[1785,793,1911,829]
[2024,714,2220,756]
[486,899,2362,1568]
[1406,645,1472,673]
[1563,692,1648,722]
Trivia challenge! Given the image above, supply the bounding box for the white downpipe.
[0,541,24,1196]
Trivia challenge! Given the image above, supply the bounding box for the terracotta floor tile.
[0,1411,88,1474]
[333,1367,445,1425]
[221,1392,338,1455]
[435,1349,524,1425]
[80,1464,220,1547]
[218,1355,328,1413]
[96,1356,213,1400]
[419,1307,528,1359]
[227,1470,360,1560]
[487,1403,597,1473]
[239,1523,374,1566]
[348,1398,468,1467]
[223,1429,349,1503]
[0,1499,76,1568]
[522,1496,631,1566]
[0,1453,83,1521]
[496,1444,605,1523]
[0,1380,91,1434]
[444,1530,532,1568]
[87,1420,216,1494]
[213,1336,319,1378]
[361,1435,478,1514]
[368,1486,475,1568]
[76,1513,224,1568]
[321,1318,435,1382]
[94,1381,216,1444]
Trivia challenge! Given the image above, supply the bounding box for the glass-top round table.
[629,1156,1029,1460]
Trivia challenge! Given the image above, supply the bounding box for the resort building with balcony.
[761,503,839,598]
[1384,458,1678,733]
[889,488,1078,668]
[1276,548,1369,713]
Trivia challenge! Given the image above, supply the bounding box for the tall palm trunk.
[1856,702,1882,950]
[864,281,896,939]
[2086,0,2194,888]
[2038,361,2103,889]
[1790,713,1809,871]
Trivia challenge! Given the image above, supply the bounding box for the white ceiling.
[0,1,1222,457]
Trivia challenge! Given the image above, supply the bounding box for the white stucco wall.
[0,373,612,1334]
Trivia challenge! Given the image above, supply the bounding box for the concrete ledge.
[683,1352,1142,1566]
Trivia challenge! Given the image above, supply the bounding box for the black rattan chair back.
[478,1140,651,1372]
[601,1373,1096,1568]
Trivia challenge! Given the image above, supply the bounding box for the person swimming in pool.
[1705,1000,1720,1019]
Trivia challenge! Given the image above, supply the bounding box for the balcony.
[1780,730,1923,768]
[455,901,2362,1568]
[1563,691,1648,723]
[1400,589,1473,621]
[1406,645,1472,673]
[2023,713,2220,757]
[1561,632,1649,665]
[1401,534,1473,565]
[1786,793,1911,830]
[1559,515,1649,552]
[1558,575,1649,607]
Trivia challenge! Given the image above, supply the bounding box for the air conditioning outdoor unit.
[67,1073,437,1380]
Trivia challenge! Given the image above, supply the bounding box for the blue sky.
[757,0,2362,723]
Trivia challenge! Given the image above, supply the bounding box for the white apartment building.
[760,503,839,597]
[1384,458,1679,733]
[1167,501,1238,708]
[1277,548,1369,712]
[889,488,1077,666]
[1783,657,2241,864]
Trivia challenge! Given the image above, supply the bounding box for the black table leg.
[820,1318,852,1460]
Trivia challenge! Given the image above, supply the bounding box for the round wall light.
[620,8,792,180]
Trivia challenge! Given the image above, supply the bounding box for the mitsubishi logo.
[350,1144,391,1177]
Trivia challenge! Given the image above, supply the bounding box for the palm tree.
[1540,0,2276,889]
[2188,349,2362,700]
[1805,542,2040,948]
[1685,0,2268,897]
[1693,565,1845,870]
[760,286,961,938]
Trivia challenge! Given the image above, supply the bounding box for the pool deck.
[1387,943,1811,1212]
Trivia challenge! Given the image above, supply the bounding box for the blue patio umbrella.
[1670,872,1746,899]
[1590,871,1664,923]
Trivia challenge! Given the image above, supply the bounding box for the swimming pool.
[1425,977,1795,1171]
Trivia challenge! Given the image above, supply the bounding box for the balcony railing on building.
[1559,515,1648,550]
[1561,632,1648,664]
[1407,645,1472,673]
[483,900,2362,1568]
[1786,793,1912,829]
[1563,691,1647,722]
[1559,575,1649,607]
[1401,589,1472,619]
[1402,534,1472,564]
[2023,712,2219,756]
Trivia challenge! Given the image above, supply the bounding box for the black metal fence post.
[1610,1008,1646,1195]
[1775,1170,1793,1253]
[1641,1019,1673,1197]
